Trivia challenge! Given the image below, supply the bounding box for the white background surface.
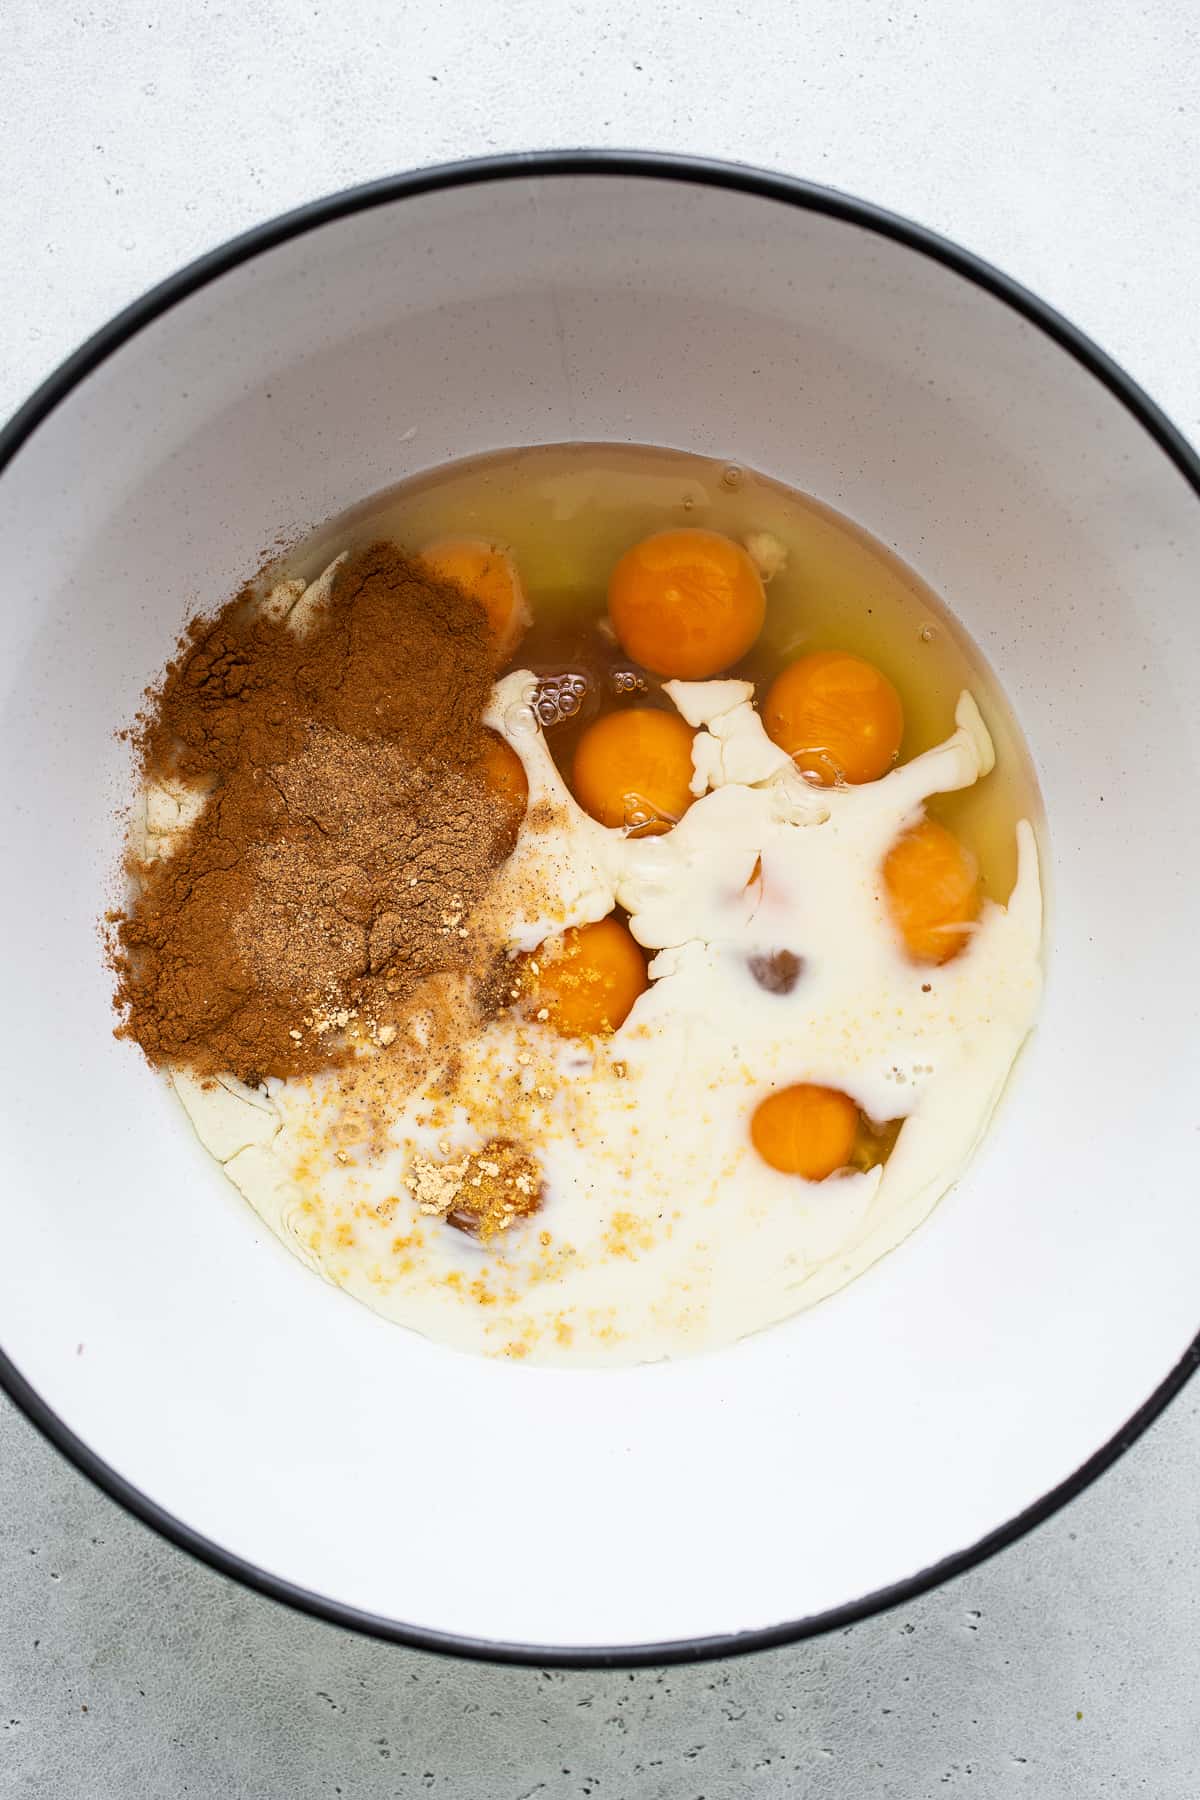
[1,1,1197,1794]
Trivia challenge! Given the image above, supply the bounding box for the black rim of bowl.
[2,149,1198,1670]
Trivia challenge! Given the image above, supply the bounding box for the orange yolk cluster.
[571,707,696,835]
[420,536,530,659]
[763,650,904,786]
[608,528,766,679]
[436,530,986,1194]
[750,1083,859,1180]
[883,817,980,964]
[522,916,648,1037]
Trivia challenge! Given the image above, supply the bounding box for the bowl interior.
[2,167,1198,1654]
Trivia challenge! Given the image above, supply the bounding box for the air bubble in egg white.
[504,702,538,740]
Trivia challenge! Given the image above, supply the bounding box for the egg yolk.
[750,1083,859,1180]
[763,650,904,786]
[419,536,530,658]
[479,730,528,852]
[883,817,980,964]
[571,707,696,835]
[523,916,649,1037]
[608,528,766,679]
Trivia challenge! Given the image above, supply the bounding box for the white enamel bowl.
[2,154,1198,1664]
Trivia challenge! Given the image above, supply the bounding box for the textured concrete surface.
[2,1,1199,1794]
[3,1395,1199,1796]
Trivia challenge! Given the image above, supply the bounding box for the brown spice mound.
[110,542,521,1084]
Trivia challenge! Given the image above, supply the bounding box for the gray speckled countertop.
[2,3,1198,1793]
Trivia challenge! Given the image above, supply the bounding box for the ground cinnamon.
[110,542,521,1085]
